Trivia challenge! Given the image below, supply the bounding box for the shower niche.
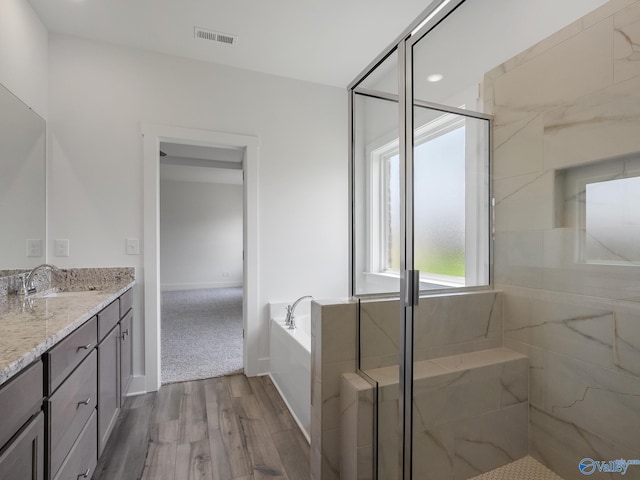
[555,154,640,266]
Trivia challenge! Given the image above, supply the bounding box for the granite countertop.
[0,268,135,386]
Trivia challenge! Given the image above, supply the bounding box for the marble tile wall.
[311,299,358,480]
[486,0,640,478]
[340,373,375,480]
[345,348,528,480]
[360,290,503,371]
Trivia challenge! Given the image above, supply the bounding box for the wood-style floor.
[92,374,310,480]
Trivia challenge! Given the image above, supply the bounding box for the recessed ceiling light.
[427,74,444,83]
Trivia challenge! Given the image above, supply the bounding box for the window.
[369,111,486,288]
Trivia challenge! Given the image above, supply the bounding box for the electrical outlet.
[54,239,70,257]
[126,238,140,255]
[26,239,42,257]
[222,272,230,277]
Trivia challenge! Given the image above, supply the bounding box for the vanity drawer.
[0,360,43,451]
[47,350,97,478]
[0,411,44,480]
[98,300,119,342]
[46,316,97,394]
[52,410,97,480]
[119,288,133,319]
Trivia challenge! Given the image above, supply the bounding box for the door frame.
[142,123,259,392]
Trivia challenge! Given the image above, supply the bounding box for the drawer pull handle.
[77,343,92,351]
[77,397,91,407]
[78,468,91,478]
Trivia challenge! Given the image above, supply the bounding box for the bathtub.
[269,300,311,440]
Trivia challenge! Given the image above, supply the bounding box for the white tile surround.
[342,348,528,480]
[313,291,526,480]
[360,290,503,371]
[486,0,640,478]
[311,299,358,480]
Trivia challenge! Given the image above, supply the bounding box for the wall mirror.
[0,82,46,274]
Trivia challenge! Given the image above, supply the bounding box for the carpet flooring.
[161,287,243,384]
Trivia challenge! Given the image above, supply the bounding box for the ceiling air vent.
[194,27,237,46]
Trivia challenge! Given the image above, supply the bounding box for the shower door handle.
[403,270,420,307]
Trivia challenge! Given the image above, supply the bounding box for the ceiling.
[27,0,434,88]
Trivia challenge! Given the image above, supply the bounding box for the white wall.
[0,0,48,118]
[160,179,243,290]
[47,34,349,380]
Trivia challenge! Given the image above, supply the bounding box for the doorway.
[159,142,244,384]
[142,124,259,393]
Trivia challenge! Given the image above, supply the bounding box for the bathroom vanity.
[0,271,134,480]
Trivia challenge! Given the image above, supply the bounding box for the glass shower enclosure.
[349,1,492,478]
[349,1,640,479]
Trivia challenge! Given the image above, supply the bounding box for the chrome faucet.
[285,295,313,329]
[20,264,58,296]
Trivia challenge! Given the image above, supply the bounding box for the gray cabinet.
[51,411,96,480]
[46,317,96,393]
[97,301,119,344]
[46,350,97,479]
[119,308,133,405]
[0,412,44,480]
[97,287,134,455]
[0,360,43,451]
[97,324,120,455]
[0,361,44,480]
[0,286,133,480]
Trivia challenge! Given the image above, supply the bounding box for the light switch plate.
[26,239,43,257]
[54,239,70,257]
[126,238,140,255]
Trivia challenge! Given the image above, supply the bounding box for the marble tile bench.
[341,347,529,480]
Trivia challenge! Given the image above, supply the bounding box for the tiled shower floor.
[469,456,564,480]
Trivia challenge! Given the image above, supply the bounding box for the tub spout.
[285,295,313,329]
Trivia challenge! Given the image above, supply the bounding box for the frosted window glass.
[585,176,640,263]
[384,127,466,278]
[414,127,466,277]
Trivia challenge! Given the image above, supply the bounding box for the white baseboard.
[161,281,243,291]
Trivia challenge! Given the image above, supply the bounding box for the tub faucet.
[20,263,58,296]
[285,295,313,329]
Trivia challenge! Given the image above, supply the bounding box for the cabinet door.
[120,309,133,405]
[0,412,44,480]
[46,316,97,394]
[47,350,97,478]
[0,360,43,451]
[52,411,97,480]
[98,325,120,455]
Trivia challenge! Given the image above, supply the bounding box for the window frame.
[367,109,482,288]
